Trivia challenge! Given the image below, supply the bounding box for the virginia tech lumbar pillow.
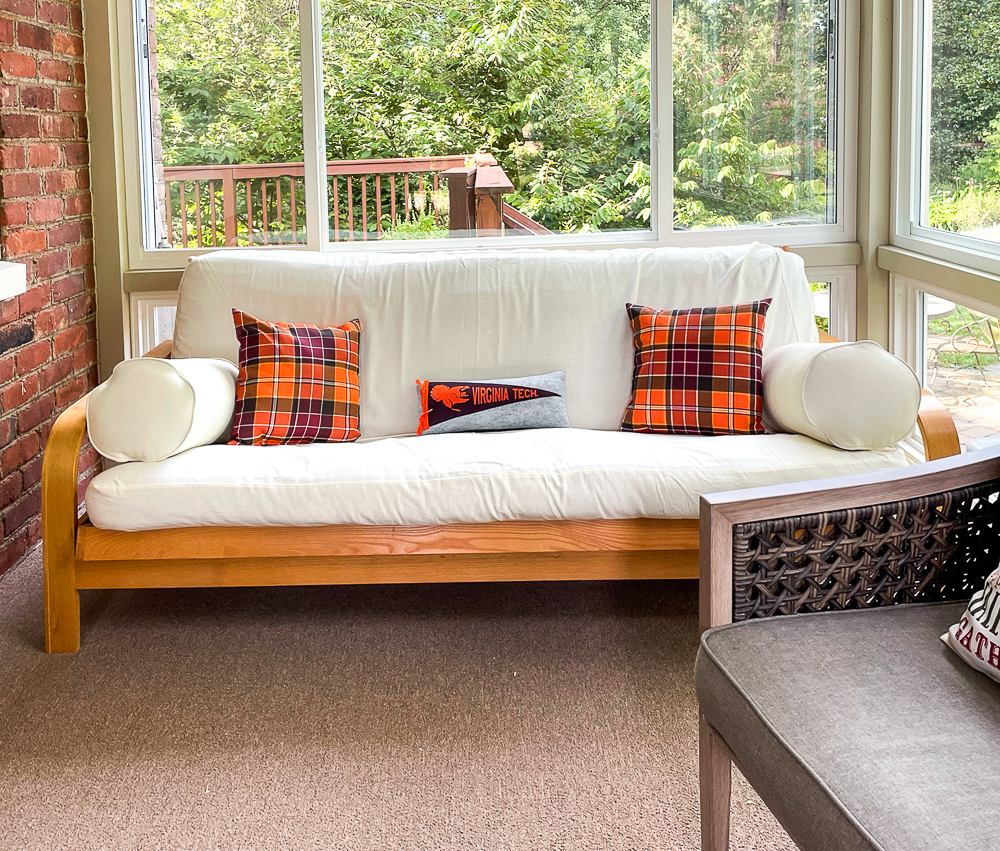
[416,371,570,435]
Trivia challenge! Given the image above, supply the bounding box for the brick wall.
[0,0,99,577]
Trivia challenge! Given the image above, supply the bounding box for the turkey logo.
[430,384,469,411]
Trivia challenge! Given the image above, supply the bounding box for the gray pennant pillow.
[416,371,570,435]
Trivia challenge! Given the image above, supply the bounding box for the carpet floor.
[0,548,794,850]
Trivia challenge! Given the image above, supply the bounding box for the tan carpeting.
[0,548,794,850]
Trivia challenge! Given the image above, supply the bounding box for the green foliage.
[929,0,1000,183]
[153,0,834,234]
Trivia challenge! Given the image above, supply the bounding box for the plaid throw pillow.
[620,299,771,436]
[230,310,361,446]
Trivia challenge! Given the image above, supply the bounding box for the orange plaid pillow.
[620,300,771,436]
[230,310,361,445]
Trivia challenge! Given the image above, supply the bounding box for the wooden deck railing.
[161,155,551,247]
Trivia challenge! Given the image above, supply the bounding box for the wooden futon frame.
[41,334,961,652]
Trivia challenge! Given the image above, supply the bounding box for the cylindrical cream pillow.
[763,341,921,450]
[87,358,238,462]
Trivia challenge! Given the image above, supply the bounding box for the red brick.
[73,60,84,84]
[40,114,74,139]
[0,418,13,450]
[33,250,68,279]
[39,58,72,81]
[58,88,84,112]
[48,221,80,247]
[0,201,28,228]
[4,229,47,257]
[0,529,30,576]
[44,169,74,193]
[22,86,55,110]
[69,243,92,267]
[52,31,82,55]
[0,17,13,44]
[28,197,61,223]
[0,359,14,385]
[65,293,91,322]
[2,173,41,198]
[77,114,87,140]
[15,340,50,374]
[53,324,84,355]
[34,303,67,336]
[38,1,67,24]
[2,374,38,413]
[1,113,40,139]
[74,169,89,190]
[4,486,41,536]
[51,273,84,301]
[0,82,16,108]
[0,51,36,78]
[0,145,26,170]
[63,142,87,165]
[38,354,71,389]
[0,299,19,327]
[56,374,86,406]
[0,0,37,15]
[16,394,53,433]
[64,194,89,216]
[78,442,100,472]
[69,6,82,31]
[0,472,23,511]
[18,283,49,316]
[72,340,95,370]
[21,453,42,491]
[26,518,40,547]
[16,22,52,51]
[28,143,60,168]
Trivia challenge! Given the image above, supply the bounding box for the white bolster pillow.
[763,341,921,450]
[87,357,238,462]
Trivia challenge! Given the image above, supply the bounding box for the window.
[924,293,1000,449]
[896,0,1000,267]
[124,0,852,264]
[673,0,836,230]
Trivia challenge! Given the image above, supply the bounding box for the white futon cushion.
[86,357,238,462]
[85,429,908,530]
[763,341,921,450]
[172,244,819,438]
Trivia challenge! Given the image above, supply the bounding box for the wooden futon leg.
[700,716,732,851]
[42,397,87,653]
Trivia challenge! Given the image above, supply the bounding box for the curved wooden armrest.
[41,394,90,652]
[917,388,961,461]
[144,339,173,358]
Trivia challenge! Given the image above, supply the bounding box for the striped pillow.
[944,567,1000,684]
[229,310,361,445]
[620,299,771,436]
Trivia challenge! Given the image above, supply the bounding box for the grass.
[928,304,1000,371]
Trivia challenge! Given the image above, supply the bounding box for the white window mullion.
[651,0,672,241]
[300,0,327,251]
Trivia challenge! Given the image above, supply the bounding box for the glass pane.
[673,0,834,229]
[925,294,1000,449]
[320,0,651,242]
[139,0,306,248]
[924,0,1000,245]
[810,280,830,333]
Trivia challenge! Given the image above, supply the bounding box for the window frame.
[892,0,1000,277]
[116,0,858,272]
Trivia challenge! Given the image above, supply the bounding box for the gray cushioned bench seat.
[695,602,1000,851]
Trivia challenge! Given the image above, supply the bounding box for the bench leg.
[700,715,731,851]
[43,537,80,654]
